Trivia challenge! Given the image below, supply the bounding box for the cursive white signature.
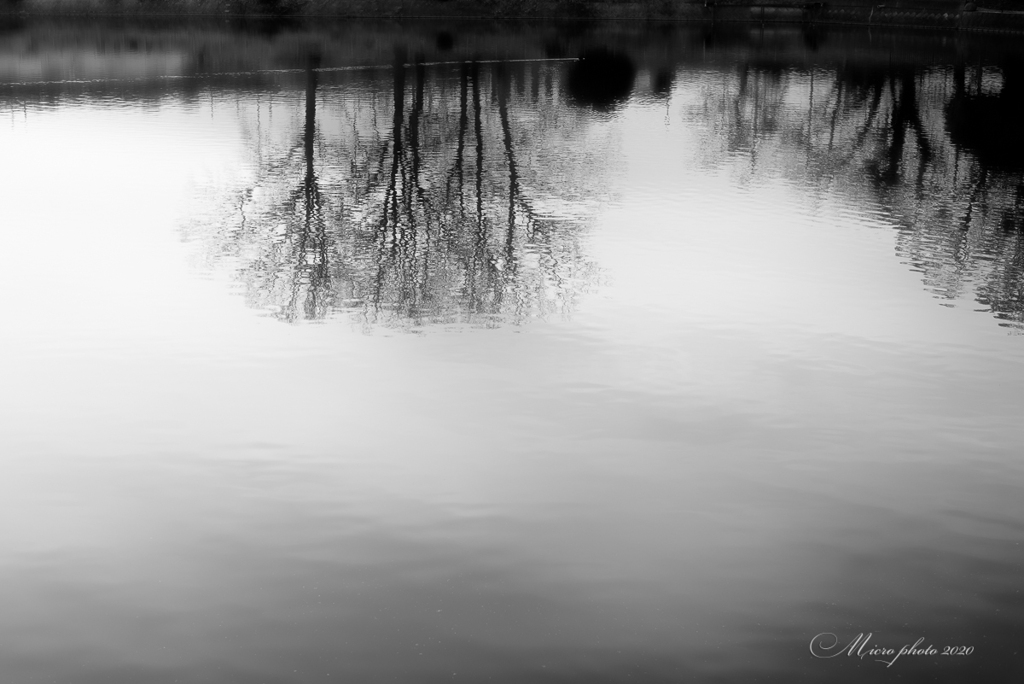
[809,633,943,668]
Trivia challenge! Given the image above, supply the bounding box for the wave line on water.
[0,57,579,88]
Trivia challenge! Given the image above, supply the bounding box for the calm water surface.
[2,21,1023,683]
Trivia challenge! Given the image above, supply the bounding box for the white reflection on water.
[2,24,1024,684]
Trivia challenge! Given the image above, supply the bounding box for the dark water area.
[2,19,1024,684]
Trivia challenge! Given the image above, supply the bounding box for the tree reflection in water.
[682,50,1024,329]
[199,55,604,329]
[184,30,1024,330]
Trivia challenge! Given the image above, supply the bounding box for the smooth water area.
[2,21,1023,683]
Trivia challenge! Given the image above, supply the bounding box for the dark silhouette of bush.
[946,58,1024,173]
[566,48,636,111]
[544,40,567,58]
[436,31,455,51]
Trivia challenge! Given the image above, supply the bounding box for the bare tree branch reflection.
[682,52,1024,329]
[198,56,601,330]
[185,33,1024,331]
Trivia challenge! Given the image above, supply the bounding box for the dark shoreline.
[5,0,1024,34]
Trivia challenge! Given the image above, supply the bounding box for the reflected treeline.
[188,56,606,328]
[158,23,1024,330]
[682,49,1024,329]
